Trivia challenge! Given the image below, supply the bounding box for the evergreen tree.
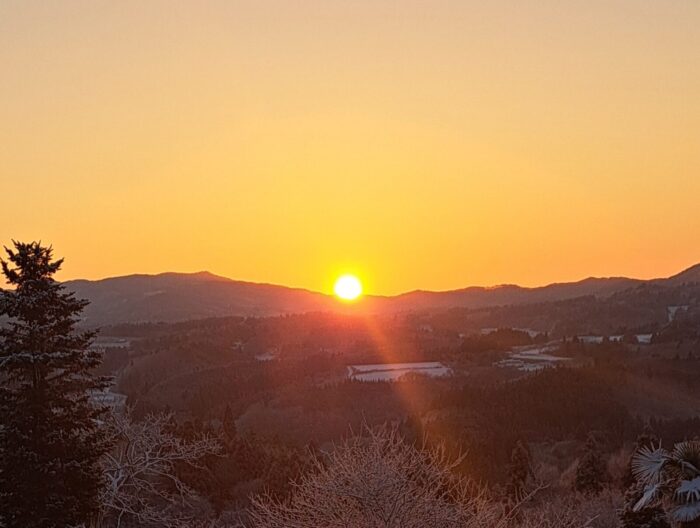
[222,404,237,440]
[0,241,111,527]
[506,440,532,501]
[398,413,423,446]
[574,432,607,494]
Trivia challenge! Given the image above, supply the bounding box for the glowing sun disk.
[334,275,362,301]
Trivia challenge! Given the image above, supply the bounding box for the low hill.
[60,263,700,325]
[66,272,335,326]
[664,263,700,285]
[379,276,641,312]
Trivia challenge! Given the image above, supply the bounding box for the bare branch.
[98,410,221,528]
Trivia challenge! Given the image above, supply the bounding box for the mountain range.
[61,263,700,326]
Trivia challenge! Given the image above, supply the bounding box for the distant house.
[668,305,689,322]
[255,348,277,361]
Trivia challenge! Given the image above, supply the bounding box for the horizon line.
[52,261,699,298]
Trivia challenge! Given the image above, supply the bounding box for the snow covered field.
[495,344,571,372]
[576,334,653,344]
[89,337,131,350]
[348,362,452,382]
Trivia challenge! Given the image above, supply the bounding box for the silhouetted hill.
[66,272,336,326]
[663,263,700,285]
[381,276,641,311]
[59,263,700,325]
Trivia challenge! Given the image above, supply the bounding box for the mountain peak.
[185,271,230,281]
[667,263,700,284]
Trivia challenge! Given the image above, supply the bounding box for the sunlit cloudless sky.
[1,1,699,294]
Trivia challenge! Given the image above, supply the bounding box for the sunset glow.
[1,2,699,293]
[3,3,700,525]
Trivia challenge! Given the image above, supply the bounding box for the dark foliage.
[0,241,111,528]
[506,440,532,501]
[574,433,608,494]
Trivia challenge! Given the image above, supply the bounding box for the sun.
[334,274,363,301]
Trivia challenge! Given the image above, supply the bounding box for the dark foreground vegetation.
[2,241,700,527]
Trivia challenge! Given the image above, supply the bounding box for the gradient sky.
[1,1,699,295]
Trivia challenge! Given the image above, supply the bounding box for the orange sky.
[1,1,699,295]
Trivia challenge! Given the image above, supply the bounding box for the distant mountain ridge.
[664,263,700,285]
[62,265,700,326]
[66,271,336,326]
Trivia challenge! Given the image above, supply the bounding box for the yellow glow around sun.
[334,274,363,301]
